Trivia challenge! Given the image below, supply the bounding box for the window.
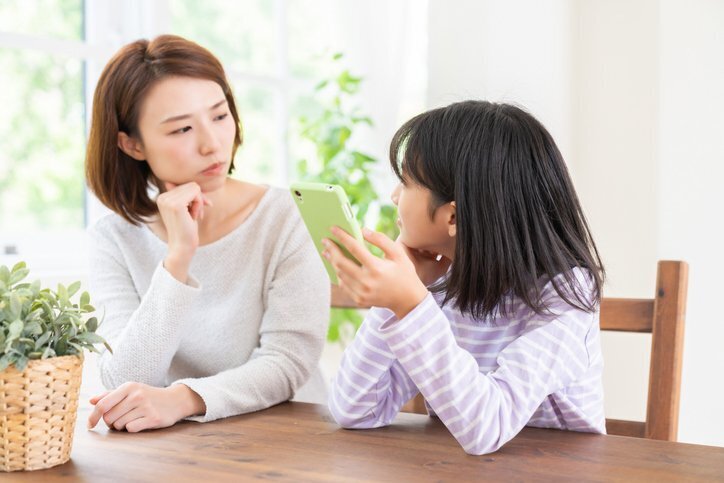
[0,1,86,260]
[0,0,426,278]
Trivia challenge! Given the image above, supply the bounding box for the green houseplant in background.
[0,262,110,472]
[295,54,399,344]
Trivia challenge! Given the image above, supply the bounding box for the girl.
[325,101,606,455]
[84,35,329,432]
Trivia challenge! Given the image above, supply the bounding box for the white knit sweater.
[87,187,330,422]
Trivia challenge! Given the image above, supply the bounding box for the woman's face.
[130,76,236,193]
[391,178,456,256]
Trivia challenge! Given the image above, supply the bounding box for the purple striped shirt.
[329,268,606,455]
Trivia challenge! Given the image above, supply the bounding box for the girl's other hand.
[322,226,428,319]
[400,243,451,287]
[157,181,212,282]
[87,382,206,433]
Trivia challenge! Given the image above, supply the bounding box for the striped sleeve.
[377,293,594,455]
[328,307,420,429]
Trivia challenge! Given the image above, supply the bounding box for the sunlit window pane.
[231,83,280,184]
[169,0,277,76]
[0,48,85,233]
[287,0,336,79]
[288,93,320,175]
[0,0,83,40]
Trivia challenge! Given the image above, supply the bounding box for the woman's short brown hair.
[85,34,243,225]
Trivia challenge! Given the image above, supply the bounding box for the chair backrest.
[601,260,688,441]
[332,260,689,441]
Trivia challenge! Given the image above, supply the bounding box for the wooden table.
[5,402,724,482]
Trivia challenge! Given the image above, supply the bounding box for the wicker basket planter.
[0,354,83,472]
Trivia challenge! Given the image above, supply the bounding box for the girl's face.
[391,179,456,258]
[120,76,236,193]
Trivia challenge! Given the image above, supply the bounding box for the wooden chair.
[601,260,688,441]
[332,260,689,441]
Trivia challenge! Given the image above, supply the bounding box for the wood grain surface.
[4,401,723,482]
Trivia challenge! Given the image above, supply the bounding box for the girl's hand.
[87,382,206,433]
[157,182,212,282]
[323,226,428,319]
[400,244,452,287]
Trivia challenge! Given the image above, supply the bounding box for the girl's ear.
[117,132,146,161]
[447,201,457,237]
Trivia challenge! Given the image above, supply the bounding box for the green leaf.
[337,70,362,94]
[0,354,10,371]
[34,331,52,349]
[338,126,351,145]
[80,291,90,307]
[11,261,26,273]
[26,307,44,322]
[14,355,28,371]
[76,332,105,344]
[23,320,42,336]
[13,287,32,298]
[86,316,98,332]
[8,319,23,341]
[8,293,21,320]
[41,300,54,319]
[41,290,57,305]
[8,268,30,286]
[0,265,9,284]
[67,281,81,298]
[30,280,41,297]
[55,337,67,356]
[57,283,68,307]
[68,342,83,355]
[85,344,101,354]
[291,53,400,342]
[352,116,373,126]
[82,304,96,313]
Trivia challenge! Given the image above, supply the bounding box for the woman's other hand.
[87,382,206,433]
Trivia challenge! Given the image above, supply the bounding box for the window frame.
[0,0,295,276]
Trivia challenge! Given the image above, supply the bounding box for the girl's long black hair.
[390,101,605,318]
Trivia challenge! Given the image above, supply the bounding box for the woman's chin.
[198,176,227,193]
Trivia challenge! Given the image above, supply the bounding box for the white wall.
[427,0,573,160]
[571,0,659,424]
[427,0,724,446]
[657,0,724,447]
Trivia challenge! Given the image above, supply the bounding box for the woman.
[84,35,329,432]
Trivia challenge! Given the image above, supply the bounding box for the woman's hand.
[322,226,428,319]
[400,244,451,287]
[157,182,212,282]
[87,382,206,433]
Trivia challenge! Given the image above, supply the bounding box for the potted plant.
[295,53,399,344]
[0,261,110,472]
